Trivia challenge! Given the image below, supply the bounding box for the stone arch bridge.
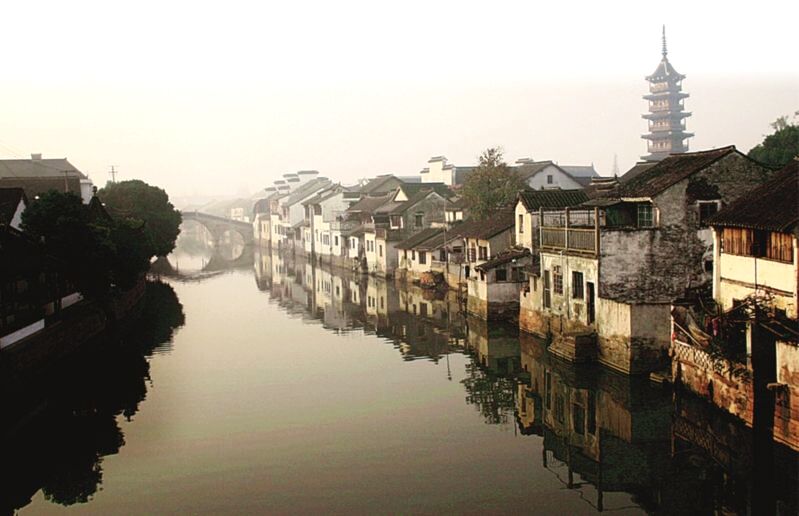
[180,211,254,246]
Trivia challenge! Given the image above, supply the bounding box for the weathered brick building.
[523,146,775,375]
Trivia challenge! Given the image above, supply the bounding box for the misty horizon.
[1,1,796,199]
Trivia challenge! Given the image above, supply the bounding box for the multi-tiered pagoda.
[641,27,693,161]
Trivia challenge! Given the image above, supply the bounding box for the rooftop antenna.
[612,154,620,177]
[109,165,118,183]
[662,25,668,57]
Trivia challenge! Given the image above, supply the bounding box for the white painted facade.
[712,229,798,318]
[524,164,582,190]
[420,156,457,186]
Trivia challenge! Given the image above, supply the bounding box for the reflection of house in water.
[388,285,465,362]
[465,317,521,376]
[516,333,799,514]
[518,334,674,511]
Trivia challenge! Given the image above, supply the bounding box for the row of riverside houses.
[251,150,799,441]
[251,156,600,288]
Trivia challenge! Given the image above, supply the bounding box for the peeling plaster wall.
[599,153,775,305]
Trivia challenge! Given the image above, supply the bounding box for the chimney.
[31,153,42,160]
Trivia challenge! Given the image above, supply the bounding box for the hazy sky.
[1,0,797,200]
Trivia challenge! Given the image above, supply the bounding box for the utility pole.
[109,165,118,183]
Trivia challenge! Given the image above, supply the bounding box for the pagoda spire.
[662,25,668,57]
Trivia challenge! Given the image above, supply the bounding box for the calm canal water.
[3,238,798,515]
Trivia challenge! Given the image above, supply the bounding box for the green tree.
[21,191,115,297]
[748,112,799,168]
[461,148,525,220]
[98,180,182,257]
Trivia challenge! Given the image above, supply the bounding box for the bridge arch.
[179,211,254,248]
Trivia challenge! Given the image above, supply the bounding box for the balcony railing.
[540,228,596,253]
[538,207,599,256]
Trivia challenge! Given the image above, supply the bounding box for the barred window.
[637,204,654,228]
[553,265,563,295]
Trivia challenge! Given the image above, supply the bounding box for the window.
[572,271,584,299]
[637,204,654,228]
[553,265,563,295]
[722,227,750,256]
[728,229,795,263]
[479,270,485,281]
[390,215,402,228]
[518,214,524,233]
[698,201,720,227]
[334,236,339,246]
[379,244,383,257]
[479,246,488,260]
[439,249,446,262]
[420,303,428,316]
[411,250,416,260]
[418,251,426,264]
[546,174,553,184]
[414,213,423,228]
[496,268,507,281]
[767,231,793,262]
[468,246,476,262]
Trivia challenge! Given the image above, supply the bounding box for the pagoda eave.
[642,112,692,121]
[645,73,686,82]
[643,92,689,101]
[641,132,695,140]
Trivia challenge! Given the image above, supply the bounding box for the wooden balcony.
[538,207,599,257]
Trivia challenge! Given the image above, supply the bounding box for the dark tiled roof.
[397,182,452,199]
[454,167,477,185]
[0,188,26,225]
[284,177,332,205]
[614,146,743,199]
[447,197,466,210]
[456,209,515,240]
[561,165,599,178]
[302,185,342,206]
[347,192,393,214]
[395,228,445,250]
[416,228,462,250]
[517,189,589,211]
[619,162,657,184]
[514,161,554,181]
[709,159,798,233]
[647,56,685,81]
[475,247,531,271]
[0,158,87,179]
[388,188,450,214]
[361,175,404,195]
[342,224,365,237]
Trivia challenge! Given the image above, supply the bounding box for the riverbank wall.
[0,277,147,388]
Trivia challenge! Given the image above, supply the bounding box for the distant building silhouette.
[641,26,693,161]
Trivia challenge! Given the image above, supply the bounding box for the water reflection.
[7,233,799,514]
[252,247,799,515]
[160,219,248,276]
[0,281,185,514]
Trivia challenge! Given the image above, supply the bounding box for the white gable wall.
[526,164,582,190]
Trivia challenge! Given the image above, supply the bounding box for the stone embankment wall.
[0,277,147,388]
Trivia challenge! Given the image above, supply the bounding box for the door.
[543,270,551,309]
[587,282,595,325]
